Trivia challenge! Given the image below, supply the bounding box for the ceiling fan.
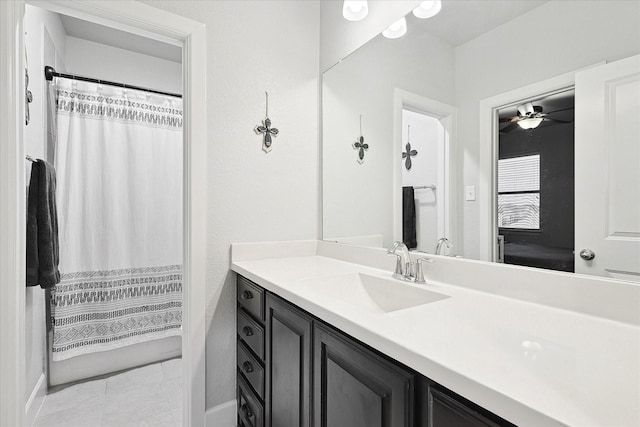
[499,102,572,133]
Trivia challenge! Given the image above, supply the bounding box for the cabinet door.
[314,323,414,427]
[421,381,514,427]
[265,293,313,427]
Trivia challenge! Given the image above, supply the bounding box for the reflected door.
[575,55,640,281]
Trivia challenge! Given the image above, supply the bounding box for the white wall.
[320,0,421,72]
[23,5,67,424]
[138,0,320,410]
[64,37,182,95]
[323,26,454,248]
[455,0,640,259]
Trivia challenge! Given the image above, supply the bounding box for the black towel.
[402,186,417,249]
[26,160,60,288]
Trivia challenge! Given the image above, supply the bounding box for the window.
[498,154,540,229]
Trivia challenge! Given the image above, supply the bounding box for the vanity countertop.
[231,241,640,427]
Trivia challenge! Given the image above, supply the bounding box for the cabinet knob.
[242,361,253,373]
[241,403,253,419]
[241,290,253,300]
[242,326,253,337]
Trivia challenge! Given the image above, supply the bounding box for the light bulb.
[413,0,442,19]
[382,17,407,39]
[343,1,369,21]
[517,117,544,130]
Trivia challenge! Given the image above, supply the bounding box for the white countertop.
[231,241,640,427]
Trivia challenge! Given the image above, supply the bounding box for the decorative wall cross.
[352,114,368,164]
[402,125,418,170]
[255,92,279,153]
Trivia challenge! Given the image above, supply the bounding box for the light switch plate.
[465,186,476,201]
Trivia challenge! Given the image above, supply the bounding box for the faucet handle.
[388,253,404,280]
[414,257,433,284]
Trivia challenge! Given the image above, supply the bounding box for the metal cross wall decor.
[255,91,279,153]
[352,114,368,164]
[402,125,418,170]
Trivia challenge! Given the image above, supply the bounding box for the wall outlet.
[465,186,476,201]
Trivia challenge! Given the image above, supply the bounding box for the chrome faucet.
[387,241,411,280]
[435,237,453,255]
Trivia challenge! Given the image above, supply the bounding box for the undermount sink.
[298,273,449,313]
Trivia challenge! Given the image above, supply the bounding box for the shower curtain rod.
[44,65,182,99]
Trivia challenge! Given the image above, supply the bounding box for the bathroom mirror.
[322,0,640,276]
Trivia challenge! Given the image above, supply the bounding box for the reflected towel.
[26,159,60,288]
[402,186,417,249]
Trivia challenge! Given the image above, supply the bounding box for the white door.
[575,55,640,281]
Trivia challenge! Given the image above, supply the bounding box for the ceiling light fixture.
[343,1,369,22]
[382,17,407,39]
[517,117,544,130]
[412,0,442,19]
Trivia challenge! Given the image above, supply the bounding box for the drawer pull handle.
[242,361,254,373]
[241,290,253,300]
[241,403,253,419]
[242,326,253,337]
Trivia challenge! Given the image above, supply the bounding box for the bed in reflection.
[504,242,574,273]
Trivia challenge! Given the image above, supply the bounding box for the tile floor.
[34,358,182,427]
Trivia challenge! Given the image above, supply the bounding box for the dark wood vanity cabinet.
[237,276,266,427]
[265,293,313,427]
[237,274,515,427]
[419,380,515,427]
[314,323,414,427]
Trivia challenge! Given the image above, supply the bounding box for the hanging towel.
[402,186,417,249]
[26,159,60,288]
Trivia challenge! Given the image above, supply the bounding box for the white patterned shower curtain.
[51,78,183,361]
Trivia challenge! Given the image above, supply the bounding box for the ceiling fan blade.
[545,117,572,124]
[499,123,519,133]
[499,116,519,123]
[545,107,574,115]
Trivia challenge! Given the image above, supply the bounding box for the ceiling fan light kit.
[517,117,544,130]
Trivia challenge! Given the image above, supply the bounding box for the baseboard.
[205,399,237,427]
[24,373,47,427]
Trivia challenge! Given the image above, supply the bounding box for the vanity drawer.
[238,308,265,360]
[238,276,264,322]
[238,373,264,427]
[238,341,264,399]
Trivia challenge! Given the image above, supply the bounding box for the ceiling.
[60,15,182,63]
[408,0,549,47]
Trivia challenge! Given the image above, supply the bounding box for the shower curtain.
[50,78,183,361]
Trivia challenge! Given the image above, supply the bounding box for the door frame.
[477,65,602,262]
[0,1,207,426]
[393,89,458,252]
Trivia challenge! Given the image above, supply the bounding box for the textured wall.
[65,37,182,94]
[138,0,320,410]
